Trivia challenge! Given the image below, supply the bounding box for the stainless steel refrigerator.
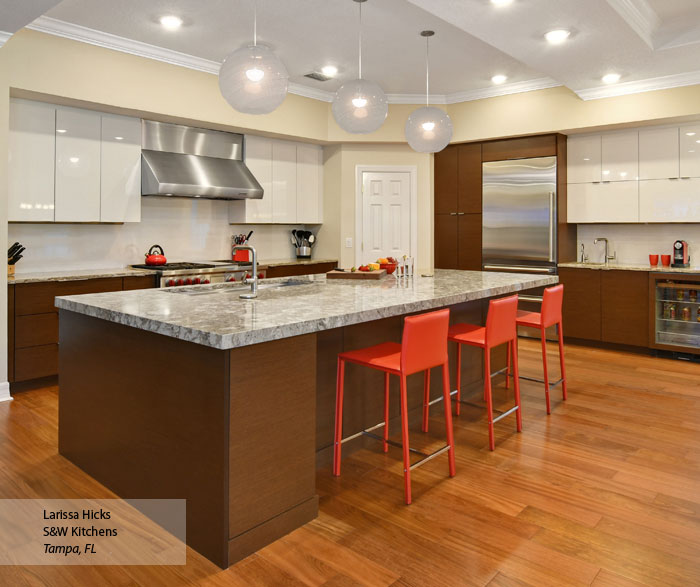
[482,156,557,275]
[482,156,558,338]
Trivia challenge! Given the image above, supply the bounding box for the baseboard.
[0,382,13,403]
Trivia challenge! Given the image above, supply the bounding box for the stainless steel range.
[130,261,264,288]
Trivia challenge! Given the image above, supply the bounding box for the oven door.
[482,263,558,341]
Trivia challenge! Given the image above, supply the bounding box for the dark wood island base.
[58,299,495,568]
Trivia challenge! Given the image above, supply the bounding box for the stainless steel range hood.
[141,120,263,200]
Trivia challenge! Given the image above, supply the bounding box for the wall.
[447,84,700,142]
[577,224,700,266]
[0,46,9,400]
[8,198,305,273]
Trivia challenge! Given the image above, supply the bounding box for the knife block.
[7,264,15,277]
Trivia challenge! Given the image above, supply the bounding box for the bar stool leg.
[512,337,523,432]
[505,340,511,390]
[455,343,462,416]
[558,322,568,401]
[383,372,390,453]
[442,362,456,477]
[484,349,495,451]
[422,370,430,433]
[333,358,346,476]
[540,330,551,415]
[399,374,412,505]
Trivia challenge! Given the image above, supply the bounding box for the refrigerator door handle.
[549,191,555,263]
[483,264,556,274]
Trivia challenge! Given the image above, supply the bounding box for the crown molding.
[386,94,447,105]
[576,69,700,100]
[605,0,660,49]
[443,78,562,104]
[288,83,334,102]
[27,16,222,73]
[0,31,12,48]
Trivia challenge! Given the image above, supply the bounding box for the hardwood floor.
[0,339,699,586]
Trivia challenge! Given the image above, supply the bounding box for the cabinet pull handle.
[669,177,679,180]
[592,181,601,184]
[681,177,691,180]
[457,212,465,215]
[450,212,458,216]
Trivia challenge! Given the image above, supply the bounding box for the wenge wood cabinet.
[434,134,574,270]
[558,267,649,347]
[8,274,156,383]
[558,268,602,341]
[264,261,337,279]
[601,270,649,347]
[434,143,482,270]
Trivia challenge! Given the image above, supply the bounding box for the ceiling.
[4,0,700,103]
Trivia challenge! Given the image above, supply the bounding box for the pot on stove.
[145,244,167,266]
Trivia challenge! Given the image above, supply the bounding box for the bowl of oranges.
[378,257,398,275]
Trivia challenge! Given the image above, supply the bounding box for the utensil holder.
[296,246,311,259]
[233,249,250,262]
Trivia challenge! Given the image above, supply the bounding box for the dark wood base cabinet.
[559,268,649,348]
[8,274,156,383]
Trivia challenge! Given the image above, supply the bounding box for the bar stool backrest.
[541,284,564,328]
[401,308,450,375]
[485,294,518,348]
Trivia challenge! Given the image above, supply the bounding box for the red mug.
[649,254,659,266]
[661,254,671,267]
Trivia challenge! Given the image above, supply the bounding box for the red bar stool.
[512,284,567,414]
[448,295,522,451]
[333,308,456,505]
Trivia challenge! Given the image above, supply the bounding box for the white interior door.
[361,172,411,266]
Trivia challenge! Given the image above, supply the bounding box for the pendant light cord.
[253,0,257,46]
[425,35,430,107]
[358,2,363,79]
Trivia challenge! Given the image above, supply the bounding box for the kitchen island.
[55,269,557,568]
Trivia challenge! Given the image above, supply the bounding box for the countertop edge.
[558,263,700,273]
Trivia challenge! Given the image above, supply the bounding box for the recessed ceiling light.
[490,0,514,6]
[545,29,570,44]
[159,15,183,31]
[602,73,621,84]
[696,139,700,144]
[321,65,338,78]
[686,132,696,136]
[57,129,67,133]
[114,136,124,141]
[583,158,590,161]
[491,74,508,85]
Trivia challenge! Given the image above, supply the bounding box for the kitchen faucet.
[232,244,258,299]
[593,238,616,265]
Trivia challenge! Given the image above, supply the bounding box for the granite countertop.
[55,269,558,350]
[9,267,158,284]
[559,262,700,273]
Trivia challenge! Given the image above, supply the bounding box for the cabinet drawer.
[123,275,157,290]
[16,277,123,315]
[16,313,58,348]
[15,344,58,381]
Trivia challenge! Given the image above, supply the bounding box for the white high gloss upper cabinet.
[229,135,273,223]
[567,181,639,223]
[639,127,679,180]
[567,135,601,183]
[272,141,297,223]
[639,178,700,222]
[296,144,323,224]
[100,114,141,223]
[8,99,56,222]
[680,124,700,178]
[55,107,101,222]
[601,132,638,182]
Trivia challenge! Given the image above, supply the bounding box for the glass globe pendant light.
[332,0,388,134]
[405,31,453,153]
[218,0,289,115]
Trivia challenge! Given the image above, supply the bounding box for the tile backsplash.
[8,198,309,273]
[577,224,700,265]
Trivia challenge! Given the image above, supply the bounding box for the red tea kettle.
[145,245,167,266]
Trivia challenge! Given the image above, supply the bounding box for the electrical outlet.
[345,237,353,248]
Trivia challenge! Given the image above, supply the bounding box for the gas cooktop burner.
[131,262,216,271]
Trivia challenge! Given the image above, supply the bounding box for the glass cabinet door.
[654,278,700,349]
